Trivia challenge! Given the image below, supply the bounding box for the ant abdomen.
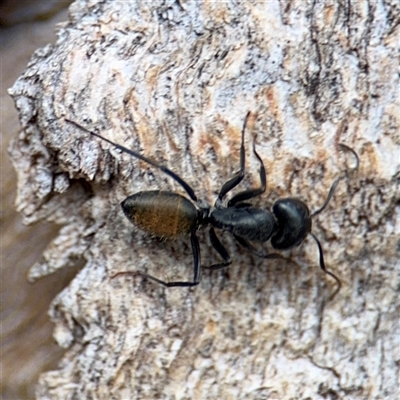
[271,198,312,250]
[121,190,199,238]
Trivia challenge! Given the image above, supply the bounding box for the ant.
[65,114,358,296]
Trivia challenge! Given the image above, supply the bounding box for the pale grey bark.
[8,1,399,399]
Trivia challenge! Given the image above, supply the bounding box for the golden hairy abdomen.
[121,191,199,238]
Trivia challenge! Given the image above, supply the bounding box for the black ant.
[65,114,358,296]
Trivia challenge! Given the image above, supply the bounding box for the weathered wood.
[8,1,399,399]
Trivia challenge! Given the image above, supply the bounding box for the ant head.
[271,198,312,250]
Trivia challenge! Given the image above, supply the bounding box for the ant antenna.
[311,178,340,218]
[310,142,359,298]
[311,143,360,218]
[337,143,360,172]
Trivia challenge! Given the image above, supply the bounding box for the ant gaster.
[66,114,358,296]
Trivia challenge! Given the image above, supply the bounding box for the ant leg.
[233,235,283,260]
[112,231,201,287]
[310,233,342,299]
[111,271,141,280]
[65,118,199,202]
[203,228,232,270]
[228,143,266,207]
[132,272,200,287]
[215,112,250,207]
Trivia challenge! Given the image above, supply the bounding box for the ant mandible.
[65,114,358,296]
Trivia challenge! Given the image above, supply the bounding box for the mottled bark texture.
[8,1,399,399]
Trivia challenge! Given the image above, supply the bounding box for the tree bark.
[1,7,76,400]
[9,1,399,399]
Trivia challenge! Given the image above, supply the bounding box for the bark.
[8,1,399,399]
[1,7,74,400]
